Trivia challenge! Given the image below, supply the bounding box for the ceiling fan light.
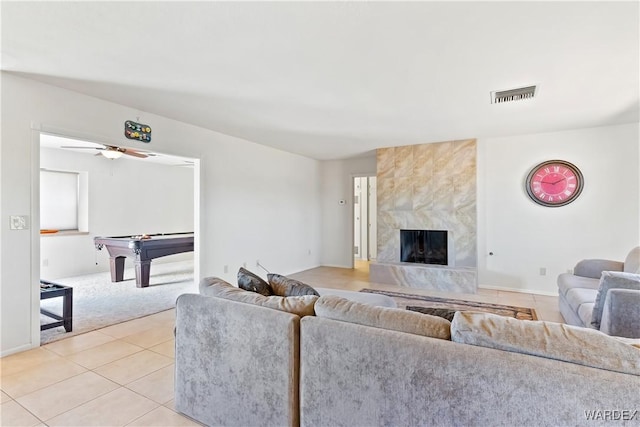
[101,150,123,159]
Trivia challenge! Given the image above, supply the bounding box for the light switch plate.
[10,215,29,230]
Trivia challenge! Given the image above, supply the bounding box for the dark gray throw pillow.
[406,306,457,322]
[267,273,320,297]
[237,267,272,296]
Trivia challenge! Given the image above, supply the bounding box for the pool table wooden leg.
[135,260,151,288]
[110,256,125,282]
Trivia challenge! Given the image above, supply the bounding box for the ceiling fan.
[60,143,150,159]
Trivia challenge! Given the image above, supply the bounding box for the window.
[40,169,86,231]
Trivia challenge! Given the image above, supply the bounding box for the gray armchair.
[557,247,640,338]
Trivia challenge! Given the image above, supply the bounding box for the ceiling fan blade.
[60,146,105,150]
[122,149,148,158]
[100,145,147,158]
[60,144,149,159]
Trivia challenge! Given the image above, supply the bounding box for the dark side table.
[40,280,73,332]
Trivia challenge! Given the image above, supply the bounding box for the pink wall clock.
[525,160,584,207]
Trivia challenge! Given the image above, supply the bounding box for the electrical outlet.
[10,215,28,230]
[224,265,228,274]
[539,267,546,276]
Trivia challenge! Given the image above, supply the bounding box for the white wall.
[320,124,639,294]
[202,138,322,279]
[319,155,376,267]
[40,147,194,279]
[477,123,640,294]
[1,73,321,355]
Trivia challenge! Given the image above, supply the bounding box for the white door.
[353,177,362,258]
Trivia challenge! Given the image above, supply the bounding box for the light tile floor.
[1,265,564,426]
[290,265,564,323]
[1,309,200,427]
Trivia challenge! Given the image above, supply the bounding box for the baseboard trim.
[1,342,38,358]
[319,264,354,269]
[478,285,558,297]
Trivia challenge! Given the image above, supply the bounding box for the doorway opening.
[38,132,199,344]
[353,176,377,273]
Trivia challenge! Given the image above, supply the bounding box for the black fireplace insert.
[400,229,447,265]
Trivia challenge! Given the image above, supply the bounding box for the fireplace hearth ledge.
[369,261,477,294]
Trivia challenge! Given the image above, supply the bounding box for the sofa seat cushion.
[451,312,640,376]
[577,302,595,327]
[557,273,599,297]
[315,287,397,308]
[315,295,450,340]
[563,287,598,314]
[200,277,318,317]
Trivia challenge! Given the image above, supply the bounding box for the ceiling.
[2,1,638,160]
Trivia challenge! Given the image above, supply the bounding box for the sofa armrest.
[175,293,300,427]
[573,259,623,279]
[600,288,640,338]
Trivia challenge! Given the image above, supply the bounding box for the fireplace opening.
[400,230,448,265]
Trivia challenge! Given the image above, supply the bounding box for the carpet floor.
[40,260,196,344]
[361,288,538,320]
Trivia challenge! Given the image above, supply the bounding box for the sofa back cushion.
[624,246,640,273]
[451,311,640,376]
[573,259,623,279]
[314,295,450,340]
[200,277,317,317]
[590,271,640,330]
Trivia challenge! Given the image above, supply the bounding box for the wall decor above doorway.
[124,120,152,142]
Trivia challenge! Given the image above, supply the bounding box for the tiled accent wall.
[376,139,477,267]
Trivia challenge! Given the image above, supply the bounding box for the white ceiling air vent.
[491,85,537,104]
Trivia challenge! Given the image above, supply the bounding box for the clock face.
[525,160,584,207]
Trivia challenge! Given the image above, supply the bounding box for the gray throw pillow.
[590,271,640,330]
[406,306,457,322]
[237,267,272,296]
[267,273,320,297]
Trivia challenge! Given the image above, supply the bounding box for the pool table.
[95,232,194,288]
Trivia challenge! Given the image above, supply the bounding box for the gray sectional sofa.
[175,277,640,427]
[558,247,640,338]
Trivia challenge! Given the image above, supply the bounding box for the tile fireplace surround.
[372,139,477,293]
[370,262,477,293]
